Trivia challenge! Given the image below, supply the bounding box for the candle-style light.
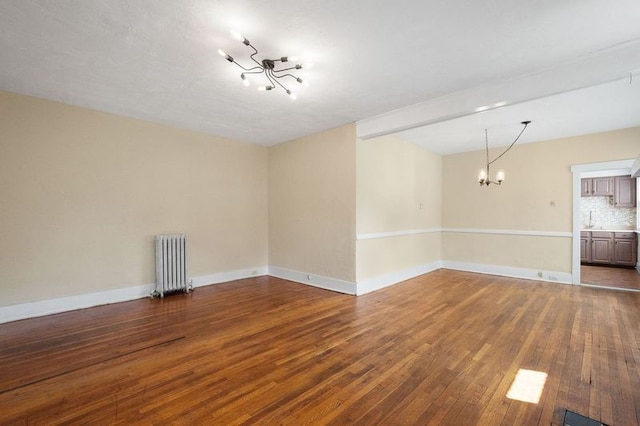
[478,121,530,186]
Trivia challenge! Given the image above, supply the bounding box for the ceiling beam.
[356,40,640,140]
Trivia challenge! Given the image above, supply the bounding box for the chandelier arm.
[269,69,290,92]
[272,66,300,73]
[271,73,298,80]
[230,61,263,72]
[264,69,277,88]
[247,44,263,68]
[487,122,529,166]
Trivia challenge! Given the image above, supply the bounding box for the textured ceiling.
[0,0,639,147]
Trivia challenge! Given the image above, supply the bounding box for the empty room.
[1,1,640,425]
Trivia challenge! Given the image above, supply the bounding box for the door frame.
[571,159,635,284]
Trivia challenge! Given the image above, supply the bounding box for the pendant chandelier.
[478,121,531,186]
[218,30,309,100]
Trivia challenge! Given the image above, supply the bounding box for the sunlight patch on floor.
[506,369,547,404]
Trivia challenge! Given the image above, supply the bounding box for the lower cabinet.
[613,233,638,266]
[580,232,590,263]
[591,236,613,264]
[581,231,637,266]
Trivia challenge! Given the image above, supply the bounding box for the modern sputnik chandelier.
[478,121,531,186]
[218,30,309,100]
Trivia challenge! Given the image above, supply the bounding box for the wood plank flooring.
[1,270,640,425]
[581,265,640,290]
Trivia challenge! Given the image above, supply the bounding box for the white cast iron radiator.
[153,234,192,298]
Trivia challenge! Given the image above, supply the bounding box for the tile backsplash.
[581,196,637,228]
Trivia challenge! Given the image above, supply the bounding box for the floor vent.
[563,410,607,426]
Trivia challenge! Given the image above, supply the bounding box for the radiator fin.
[154,234,191,297]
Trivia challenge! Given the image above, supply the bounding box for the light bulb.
[302,63,314,69]
[478,168,487,183]
[218,49,233,62]
[288,56,299,62]
[496,170,505,182]
[241,74,250,87]
[296,77,308,86]
[286,90,297,100]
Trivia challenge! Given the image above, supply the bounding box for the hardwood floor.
[1,270,640,425]
[581,264,640,290]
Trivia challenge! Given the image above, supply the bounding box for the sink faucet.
[588,211,594,229]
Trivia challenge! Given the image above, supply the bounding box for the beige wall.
[442,233,572,272]
[3,87,638,310]
[442,127,640,272]
[0,91,268,306]
[356,135,442,281]
[268,124,357,282]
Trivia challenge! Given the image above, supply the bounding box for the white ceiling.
[0,0,639,148]
[393,78,640,155]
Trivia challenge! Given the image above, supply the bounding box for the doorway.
[571,159,639,291]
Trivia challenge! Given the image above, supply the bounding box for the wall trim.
[356,261,443,295]
[268,266,357,295]
[357,228,442,240]
[442,260,573,285]
[357,227,572,240]
[0,266,268,324]
[442,228,572,238]
[1,260,587,324]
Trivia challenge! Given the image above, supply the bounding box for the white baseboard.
[0,261,577,324]
[356,261,443,295]
[191,266,268,288]
[0,283,154,324]
[0,266,268,324]
[268,266,357,295]
[442,260,573,284]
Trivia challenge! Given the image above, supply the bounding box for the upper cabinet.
[614,176,637,208]
[581,177,614,196]
[593,177,615,196]
[580,179,592,196]
[581,175,636,208]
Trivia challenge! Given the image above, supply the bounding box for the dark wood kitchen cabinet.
[581,231,638,267]
[590,232,613,264]
[613,232,638,266]
[581,177,614,196]
[614,176,636,208]
[580,231,590,263]
[593,177,615,196]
